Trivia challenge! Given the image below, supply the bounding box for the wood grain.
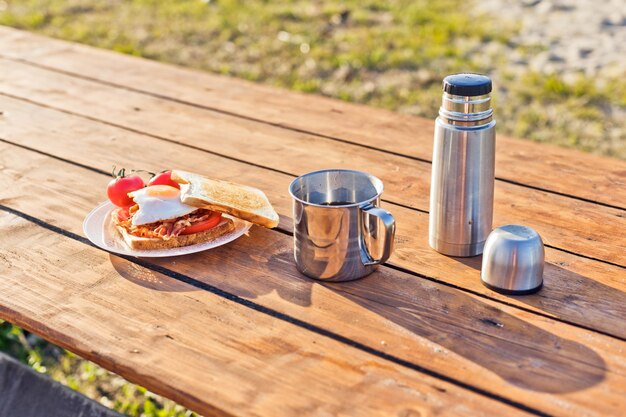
[0,25,624,209]
[0,63,625,268]
[1,95,625,342]
[0,28,624,415]
[1,119,626,415]
[1,213,537,417]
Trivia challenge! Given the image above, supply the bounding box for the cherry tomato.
[148,170,180,189]
[180,212,222,235]
[107,167,145,207]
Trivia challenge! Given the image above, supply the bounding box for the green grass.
[0,0,625,415]
[0,320,197,416]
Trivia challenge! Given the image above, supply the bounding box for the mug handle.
[359,203,396,266]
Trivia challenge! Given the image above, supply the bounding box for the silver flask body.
[429,74,496,257]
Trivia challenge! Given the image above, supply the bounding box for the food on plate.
[171,170,279,229]
[108,169,278,251]
[128,185,197,225]
[107,167,145,207]
[111,185,235,250]
[147,170,180,189]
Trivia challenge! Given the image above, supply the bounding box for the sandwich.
[111,170,279,250]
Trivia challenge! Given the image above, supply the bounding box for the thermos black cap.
[442,73,492,96]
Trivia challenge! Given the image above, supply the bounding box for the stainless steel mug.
[429,73,496,257]
[289,169,396,281]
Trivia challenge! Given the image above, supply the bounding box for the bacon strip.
[114,208,215,240]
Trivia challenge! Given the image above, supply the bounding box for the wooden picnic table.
[0,26,625,417]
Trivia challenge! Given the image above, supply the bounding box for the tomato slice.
[180,212,222,235]
[116,207,131,223]
[116,204,138,222]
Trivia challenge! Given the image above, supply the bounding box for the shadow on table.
[109,238,316,305]
[321,267,607,394]
[452,255,626,340]
[109,237,607,394]
[110,255,193,292]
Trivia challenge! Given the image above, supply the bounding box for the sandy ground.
[479,0,626,80]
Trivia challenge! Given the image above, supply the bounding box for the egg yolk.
[144,185,180,198]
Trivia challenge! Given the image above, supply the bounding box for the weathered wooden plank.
[1,95,625,343]
[1,213,535,417]
[0,25,624,209]
[1,121,626,416]
[0,62,624,268]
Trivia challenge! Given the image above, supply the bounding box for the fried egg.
[129,185,198,226]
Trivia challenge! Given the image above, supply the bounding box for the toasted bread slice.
[113,214,235,251]
[171,170,279,228]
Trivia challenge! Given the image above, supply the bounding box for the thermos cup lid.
[443,73,492,96]
[481,225,544,295]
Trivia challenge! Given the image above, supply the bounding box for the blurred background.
[1,0,624,415]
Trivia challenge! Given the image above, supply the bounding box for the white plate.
[83,201,252,257]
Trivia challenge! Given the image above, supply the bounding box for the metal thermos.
[429,73,496,257]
